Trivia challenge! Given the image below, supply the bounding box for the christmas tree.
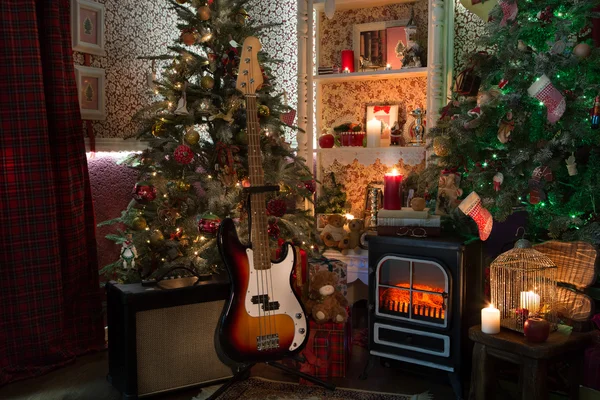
[424,0,600,244]
[100,0,314,283]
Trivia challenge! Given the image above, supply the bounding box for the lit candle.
[366,118,381,148]
[481,304,500,334]
[383,169,403,210]
[341,49,355,73]
[519,291,541,313]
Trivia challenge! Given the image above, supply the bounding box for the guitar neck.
[246,95,270,271]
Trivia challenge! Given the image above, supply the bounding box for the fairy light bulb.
[152,172,157,176]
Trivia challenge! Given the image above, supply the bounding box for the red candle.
[384,170,403,210]
[341,49,355,73]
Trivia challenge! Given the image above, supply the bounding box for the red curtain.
[0,0,104,386]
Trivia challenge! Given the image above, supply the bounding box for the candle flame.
[345,213,354,220]
[391,168,399,175]
[488,303,495,309]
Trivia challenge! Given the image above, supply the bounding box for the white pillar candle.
[366,118,381,148]
[481,304,500,334]
[519,291,540,312]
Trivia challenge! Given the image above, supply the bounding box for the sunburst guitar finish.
[217,219,308,363]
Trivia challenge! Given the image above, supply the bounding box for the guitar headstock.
[236,37,263,95]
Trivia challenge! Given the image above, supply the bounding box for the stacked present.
[299,320,352,383]
[377,208,441,237]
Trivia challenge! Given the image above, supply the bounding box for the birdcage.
[490,239,558,333]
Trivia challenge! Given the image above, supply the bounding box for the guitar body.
[217,218,308,363]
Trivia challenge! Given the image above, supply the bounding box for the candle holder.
[364,184,383,229]
[490,239,558,333]
[409,108,426,147]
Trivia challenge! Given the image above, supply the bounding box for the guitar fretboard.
[246,95,271,271]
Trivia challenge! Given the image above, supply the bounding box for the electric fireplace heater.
[365,235,484,397]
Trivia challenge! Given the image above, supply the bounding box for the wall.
[453,0,487,76]
[75,0,298,139]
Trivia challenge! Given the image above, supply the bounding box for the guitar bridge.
[256,334,280,351]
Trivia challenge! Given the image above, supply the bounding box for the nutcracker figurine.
[120,233,138,270]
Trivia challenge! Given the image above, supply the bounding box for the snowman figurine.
[120,233,138,270]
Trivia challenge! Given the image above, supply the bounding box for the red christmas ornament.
[267,199,287,217]
[132,182,157,204]
[303,180,316,194]
[268,220,280,238]
[197,213,221,236]
[174,144,194,165]
[537,6,553,24]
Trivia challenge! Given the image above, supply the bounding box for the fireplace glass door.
[376,256,449,327]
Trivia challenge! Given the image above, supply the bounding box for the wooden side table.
[468,325,597,400]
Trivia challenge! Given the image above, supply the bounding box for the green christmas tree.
[315,172,348,214]
[100,0,314,283]
[424,0,600,244]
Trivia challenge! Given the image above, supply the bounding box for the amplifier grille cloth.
[136,300,232,395]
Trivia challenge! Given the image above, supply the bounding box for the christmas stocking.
[458,192,493,241]
[499,0,518,26]
[528,74,566,124]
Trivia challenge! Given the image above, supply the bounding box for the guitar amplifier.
[106,277,235,399]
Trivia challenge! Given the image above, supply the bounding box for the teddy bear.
[320,214,348,250]
[340,218,365,255]
[304,270,348,324]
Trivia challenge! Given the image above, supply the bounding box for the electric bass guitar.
[216,37,308,363]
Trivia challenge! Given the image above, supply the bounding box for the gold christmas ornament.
[258,104,270,117]
[433,136,451,156]
[131,217,147,231]
[184,128,200,145]
[573,43,591,58]
[149,229,165,247]
[177,181,191,191]
[152,120,166,137]
[197,6,211,21]
[235,8,249,25]
[181,31,198,46]
[201,75,215,90]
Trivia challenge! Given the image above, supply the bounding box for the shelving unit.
[313,67,427,84]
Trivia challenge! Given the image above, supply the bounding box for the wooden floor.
[1,345,457,400]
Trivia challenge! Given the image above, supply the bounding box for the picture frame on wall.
[366,104,399,146]
[352,19,410,71]
[75,65,106,120]
[71,0,106,56]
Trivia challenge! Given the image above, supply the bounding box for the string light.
[200,236,206,241]
[208,175,212,179]
[482,162,488,167]
[145,227,150,231]
[492,154,497,159]
[147,240,151,243]
[154,90,159,95]
[194,251,199,255]
[168,102,173,107]
[163,194,168,198]
[152,172,157,176]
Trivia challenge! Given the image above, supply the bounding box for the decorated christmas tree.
[424,0,600,244]
[100,0,314,283]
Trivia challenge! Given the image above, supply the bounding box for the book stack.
[376,208,441,237]
[318,66,341,75]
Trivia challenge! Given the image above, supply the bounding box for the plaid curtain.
[0,0,104,386]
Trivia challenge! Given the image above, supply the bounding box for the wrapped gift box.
[308,257,347,298]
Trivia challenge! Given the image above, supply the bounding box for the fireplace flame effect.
[380,284,445,320]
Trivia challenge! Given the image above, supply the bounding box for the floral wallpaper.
[318,1,429,68]
[324,157,426,217]
[453,0,487,75]
[320,76,427,131]
[75,0,298,139]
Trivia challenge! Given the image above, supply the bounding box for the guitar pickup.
[251,294,269,304]
[262,301,280,311]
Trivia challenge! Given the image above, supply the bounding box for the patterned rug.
[192,377,432,400]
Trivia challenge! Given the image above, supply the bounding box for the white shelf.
[317,146,426,168]
[315,146,424,153]
[313,0,416,11]
[314,68,427,84]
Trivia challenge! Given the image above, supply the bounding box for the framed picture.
[71,0,106,56]
[352,19,409,71]
[366,104,399,144]
[75,65,106,120]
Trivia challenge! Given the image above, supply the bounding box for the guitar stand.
[205,359,336,399]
